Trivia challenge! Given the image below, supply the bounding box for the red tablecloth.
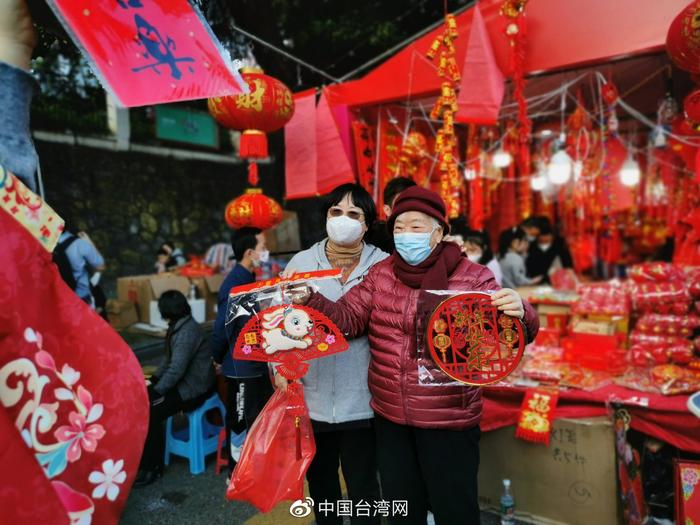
[482,385,700,453]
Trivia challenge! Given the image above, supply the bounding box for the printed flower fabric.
[0,166,149,524]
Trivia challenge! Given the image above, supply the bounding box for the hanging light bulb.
[547,149,573,185]
[492,147,512,168]
[463,167,477,180]
[620,154,641,187]
[530,174,547,191]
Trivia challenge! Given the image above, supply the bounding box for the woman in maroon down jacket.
[293,186,539,525]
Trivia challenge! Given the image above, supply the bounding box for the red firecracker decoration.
[224,188,283,230]
[666,1,700,74]
[427,14,462,218]
[501,0,531,217]
[209,68,295,186]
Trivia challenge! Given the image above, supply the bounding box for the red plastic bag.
[226,383,315,513]
[628,262,686,283]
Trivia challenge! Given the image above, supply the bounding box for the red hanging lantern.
[667,1,700,74]
[208,68,295,186]
[224,188,284,230]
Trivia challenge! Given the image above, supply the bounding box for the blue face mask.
[394,231,435,265]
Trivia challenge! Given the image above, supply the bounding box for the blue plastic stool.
[164,393,226,475]
[689,391,700,419]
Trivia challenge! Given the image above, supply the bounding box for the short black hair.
[231,227,262,261]
[538,222,554,236]
[521,216,551,232]
[383,177,416,208]
[464,229,494,265]
[158,290,191,323]
[324,183,377,228]
[499,226,527,258]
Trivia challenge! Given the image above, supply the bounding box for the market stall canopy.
[326,0,690,107]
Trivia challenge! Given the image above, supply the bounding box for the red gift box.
[561,333,626,373]
[628,262,686,283]
[536,327,562,347]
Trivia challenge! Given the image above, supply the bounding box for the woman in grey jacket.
[276,184,388,525]
[136,290,215,486]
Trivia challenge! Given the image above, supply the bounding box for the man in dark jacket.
[525,220,573,284]
[211,227,273,477]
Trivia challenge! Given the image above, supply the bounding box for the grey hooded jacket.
[284,240,388,423]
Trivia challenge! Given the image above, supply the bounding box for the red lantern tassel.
[240,130,268,158]
[248,162,260,186]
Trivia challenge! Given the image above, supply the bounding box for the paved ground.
[120,454,519,525]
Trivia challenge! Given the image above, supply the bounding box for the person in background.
[520,215,546,244]
[526,221,573,284]
[204,241,235,274]
[53,226,106,306]
[137,290,215,486]
[464,229,502,286]
[275,183,387,525]
[155,240,187,273]
[289,186,539,525]
[499,226,542,289]
[211,227,273,479]
[366,176,417,254]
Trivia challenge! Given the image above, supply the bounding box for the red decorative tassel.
[240,130,268,158]
[248,162,260,186]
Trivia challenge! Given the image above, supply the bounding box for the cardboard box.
[106,299,138,329]
[117,273,191,324]
[189,274,225,321]
[266,211,301,255]
[148,298,206,329]
[571,319,616,336]
[478,418,618,525]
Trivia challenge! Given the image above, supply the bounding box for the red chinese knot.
[426,292,525,385]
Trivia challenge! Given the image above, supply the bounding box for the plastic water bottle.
[188,284,197,301]
[500,479,515,525]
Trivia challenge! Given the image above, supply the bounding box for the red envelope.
[47,0,245,106]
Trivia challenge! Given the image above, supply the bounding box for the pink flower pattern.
[54,411,106,462]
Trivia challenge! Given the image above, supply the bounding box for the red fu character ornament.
[426,292,525,385]
[224,270,348,512]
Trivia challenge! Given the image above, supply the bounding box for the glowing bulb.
[547,149,573,185]
[463,167,477,181]
[492,148,512,168]
[540,129,553,138]
[620,156,641,187]
[530,175,547,191]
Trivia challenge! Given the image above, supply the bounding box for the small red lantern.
[667,1,700,73]
[208,68,295,185]
[224,188,283,230]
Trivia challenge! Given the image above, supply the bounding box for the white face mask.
[252,249,269,268]
[326,216,364,246]
[538,243,552,252]
[467,253,482,263]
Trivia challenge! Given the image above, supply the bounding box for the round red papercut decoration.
[426,292,525,385]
